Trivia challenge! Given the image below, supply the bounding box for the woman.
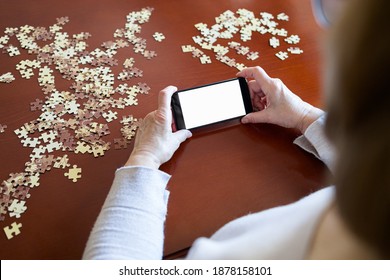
[83,0,389,259]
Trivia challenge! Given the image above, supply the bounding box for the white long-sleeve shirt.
[83,115,335,259]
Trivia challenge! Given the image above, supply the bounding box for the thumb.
[241,110,271,124]
[173,129,192,144]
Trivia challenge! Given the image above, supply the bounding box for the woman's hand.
[125,86,192,169]
[237,66,323,133]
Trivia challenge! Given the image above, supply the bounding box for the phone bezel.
[171,77,252,131]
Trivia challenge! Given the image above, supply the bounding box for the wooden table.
[0,0,328,259]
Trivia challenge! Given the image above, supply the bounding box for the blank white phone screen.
[178,79,246,129]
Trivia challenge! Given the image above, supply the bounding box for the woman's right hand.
[237,66,323,134]
[125,86,192,169]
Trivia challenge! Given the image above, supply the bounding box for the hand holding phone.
[171,77,252,130]
[125,86,192,169]
[238,67,324,133]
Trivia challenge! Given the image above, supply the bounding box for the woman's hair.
[325,0,390,258]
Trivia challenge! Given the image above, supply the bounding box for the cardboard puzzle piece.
[285,35,300,44]
[0,34,10,44]
[45,141,62,153]
[12,186,31,200]
[8,199,27,218]
[3,222,22,239]
[0,124,7,133]
[40,131,57,143]
[123,58,135,68]
[53,155,71,169]
[30,98,44,111]
[246,51,259,60]
[102,110,118,122]
[74,141,91,154]
[20,68,34,79]
[14,127,28,139]
[152,32,165,42]
[21,137,41,148]
[64,165,82,183]
[288,47,304,54]
[91,145,105,157]
[7,45,20,56]
[181,45,195,52]
[0,206,8,221]
[8,173,29,187]
[143,50,157,59]
[114,138,128,149]
[277,13,289,21]
[28,174,40,188]
[192,48,204,58]
[275,51,289,60]
[0,72,15,83]
[137,82,150,94]
[269,37,280,48]
[120,115,140,141]
[200,55,212,64]
[236,46,250,56]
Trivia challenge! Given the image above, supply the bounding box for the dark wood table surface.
[0,0,328,259]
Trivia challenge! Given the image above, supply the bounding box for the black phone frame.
[171,77,252,131]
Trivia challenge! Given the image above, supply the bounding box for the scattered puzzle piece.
[269,37,280,48]
[21,137,40,148]
[64,165,82,183]
[123,58,134,68]
[8,199,27,218]
[53,155,71,169]
[277,13,289,21]
[0,72,15,83]
[91,145,105,157]
[143,50,157,59]
[200,55,212,64]
[181,45,195,52]
[137,82,150,94]
[153,32,165,42]
[12,186,31,200]
[3,222,22,239]
[275,51,289,60]
[28,174,40,188]
[22,69,35,79]
[0,35,10,44]
[30,98,44,111]
[7,45,20,57]
[102,110,118,122]
[285,34,300,44]
[0,124,7,133]
[247,51,259,60]
[288,47,304,54]
[74,141,92,154]
[114,138,128,149]
[192,48,204,58]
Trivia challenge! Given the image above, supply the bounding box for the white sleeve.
[293,114,336,172]
[82,166,171,260]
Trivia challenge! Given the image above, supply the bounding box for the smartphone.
[171,77,252,130]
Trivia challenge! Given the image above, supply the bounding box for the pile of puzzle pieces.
[0,7,165,240]
[181,9,303,69]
